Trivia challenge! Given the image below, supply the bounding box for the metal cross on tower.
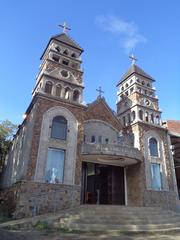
[129,54,137,65]
[96,86,104,98]
[59,22,71,33]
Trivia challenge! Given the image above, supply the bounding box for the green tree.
[0,120,17,172]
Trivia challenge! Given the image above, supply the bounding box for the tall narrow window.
[132,111,136,121]
[151,114,154,123]
[73,90,80,102]
[156,116,160,125]
[45,148,65,184]
[51,116,67,140]
[123,116,126,126]
[91,136,96,143]
[64,87,71,100]
[44,81,53,94]
[128,113,131,124]
[56,84,62,97]
[98,136,102,144]
[145,111,149,122]
[151,163,162,190]
[149,137,158,157]
[139,110,143,120]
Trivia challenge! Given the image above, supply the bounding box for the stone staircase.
[55,205,180,233]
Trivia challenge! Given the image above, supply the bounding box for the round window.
[61,70,69,78]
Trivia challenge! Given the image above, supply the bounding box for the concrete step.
[60,222,180,232]
[62,217,180,225]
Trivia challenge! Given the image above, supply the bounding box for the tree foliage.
[0,120,17,172]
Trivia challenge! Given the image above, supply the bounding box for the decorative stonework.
[34,106,78,185]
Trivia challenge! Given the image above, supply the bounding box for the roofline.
[86,97,123,130]
[40,36,84,60]
[168,130,180,138]
[116,72,155,87]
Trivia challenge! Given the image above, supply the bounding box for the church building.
[0,26,179,218]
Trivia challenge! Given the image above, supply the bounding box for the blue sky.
[0,0,180,124]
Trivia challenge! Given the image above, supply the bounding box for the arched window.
[91,135,96,143]
[64,87,71,100]
[55,46,60,52]
[139,110,143,120]
[128,113,131,124]
[56,84,62,97]
[142,81,145,85]
[52,54,60,62]
[73,90,80,102]
[145,111,149,122]
[151,114,154,123]
[61,70,69,78]
[132,111,136,121]
[71,53,77,58]
[137,87,141,93]
[51,116,67,140]
[149,137,158,157]
[125,83,129,88]
[63,49,69,55]
[156,116,160,125]
[44,81,53,94]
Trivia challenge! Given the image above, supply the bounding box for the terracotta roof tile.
[166,120,180,134]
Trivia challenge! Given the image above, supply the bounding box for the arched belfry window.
[73,90,80,102]
[64,87,71,100]
[139,110,143,120]
[149,137,158,157]
[56,84,62,97]
[44,81,53,94]
[51,116,67,140]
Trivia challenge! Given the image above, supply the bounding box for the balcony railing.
[82,143,143,162]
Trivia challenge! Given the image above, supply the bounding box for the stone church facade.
[0,30,179,218]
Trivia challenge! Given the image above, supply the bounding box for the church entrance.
[81,162,125,205]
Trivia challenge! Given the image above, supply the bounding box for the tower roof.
[52,33,83,51]
[117,64,155,86]
[40,33,83,60]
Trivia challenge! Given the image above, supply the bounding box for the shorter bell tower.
[116,55,161,128]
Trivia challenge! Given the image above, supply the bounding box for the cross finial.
[129,54,137,65]
[96,86,104,98]
[58,22,71,33]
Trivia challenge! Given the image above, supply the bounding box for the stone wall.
[144,190,178,210]
[0,181,80,219]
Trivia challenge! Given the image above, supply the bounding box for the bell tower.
[116,56,178,206]
[116,55,161,128]
[32,23,84,104]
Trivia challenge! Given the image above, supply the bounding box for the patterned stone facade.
[0,181,80,218]
[0,31,179,218]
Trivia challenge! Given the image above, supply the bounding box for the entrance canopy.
[82,143,143,167]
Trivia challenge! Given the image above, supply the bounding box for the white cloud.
[95,15,147,54]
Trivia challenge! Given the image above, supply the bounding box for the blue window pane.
[51,116,67,140]
[91,136,96,143]
[151,163,161,190]
[149,138,158,157]
[45,148,65,184]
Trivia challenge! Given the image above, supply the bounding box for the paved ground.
[0,229,180,240]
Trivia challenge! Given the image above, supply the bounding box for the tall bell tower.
[32,23,84,104]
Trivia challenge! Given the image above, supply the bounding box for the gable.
[84,98,123,131]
